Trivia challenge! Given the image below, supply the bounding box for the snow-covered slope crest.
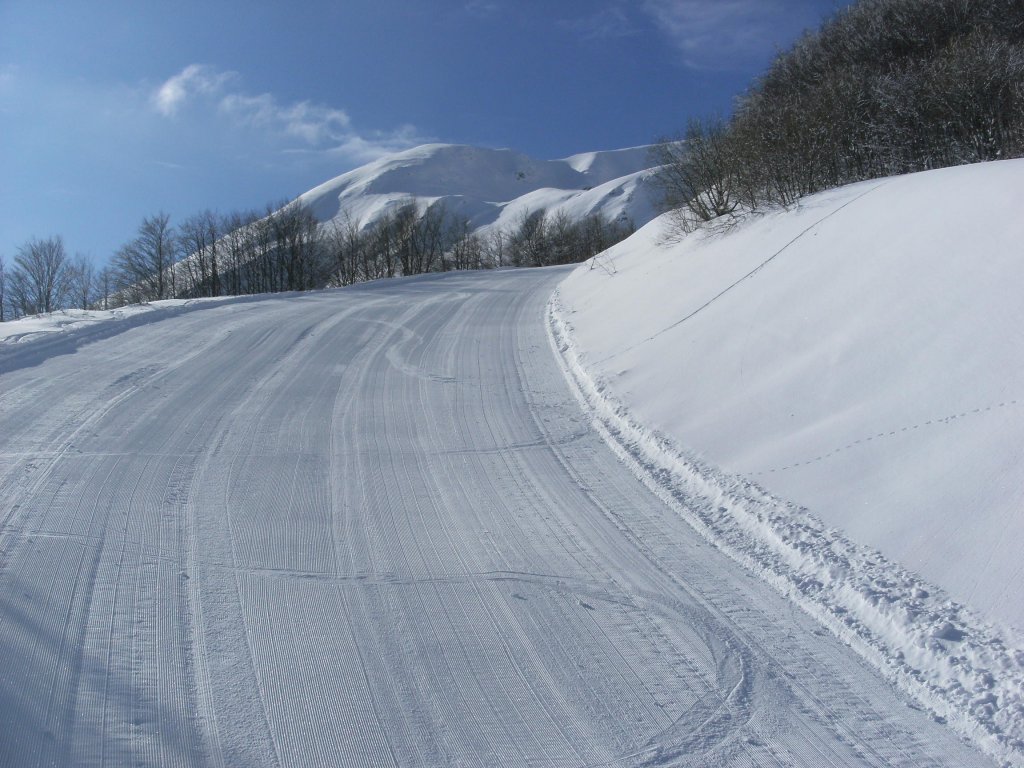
[553,159,1024,763]
[296,143,660,234]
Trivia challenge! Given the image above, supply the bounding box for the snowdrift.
[554,159,1024,762]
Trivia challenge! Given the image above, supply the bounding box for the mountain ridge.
[296,142,661,234]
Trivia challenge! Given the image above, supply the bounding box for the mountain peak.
[296,142,661,234]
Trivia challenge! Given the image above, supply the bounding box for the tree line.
[322,204,634,287]
[1,199,634,321]
[654,0,1024,229]
[0,237,102,322]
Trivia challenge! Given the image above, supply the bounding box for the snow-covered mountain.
[296,143,661,233]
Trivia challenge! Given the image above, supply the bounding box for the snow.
[0,269,994,766]
[563,145,656,180]
[0,299,228,347]
[3,146,1020,763]
[555,158,1024,763]
[295,142,661,235]
[0,296,267,375]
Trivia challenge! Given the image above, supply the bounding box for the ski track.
[0,270,996,767]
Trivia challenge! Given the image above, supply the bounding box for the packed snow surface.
[556,159,1024,761]
[0,270,992,766]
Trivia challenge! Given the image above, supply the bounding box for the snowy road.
[0,269,991,767]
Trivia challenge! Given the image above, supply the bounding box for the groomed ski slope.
[556,159,1024,763]
[0,269,992,766]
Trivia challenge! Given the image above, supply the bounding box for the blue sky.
[0,0,851,265]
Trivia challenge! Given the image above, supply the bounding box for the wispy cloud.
[280,124,423,166]
[561,6,638,41]
[464,1,500,18]
[641,0,802,69]
[218,92,352,146]
[0,64,19,103]
[151,64,423,163]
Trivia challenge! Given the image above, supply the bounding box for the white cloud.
[151,64,423,164]
[152,64,236,117]
[641,0,798,68]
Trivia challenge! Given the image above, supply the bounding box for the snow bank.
[553,159,1024,763]
[0,301,205,345]
[0,296,254,373]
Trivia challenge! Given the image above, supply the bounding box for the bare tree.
[250,210,278,293]
[268,203,322,291]
[546,211,581,264]
[652,121,744,233]
[11,236,71,315]
[392,203,420,276]
[368,209,398,280]
[114,213,177,302]
[99,266,113,310]
[414,203,448,274]
[220,210,258,295]
[485,228,506,268]
[323,213,365,286]
[0,253,6,322]
[139,213,176,299]
[444,217,481,272]
[68,255,97,310]
[508,210,548,267]
[180,211,214,297]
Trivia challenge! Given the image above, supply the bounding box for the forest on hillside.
[0,204,633,320]
[655,0,1024,228]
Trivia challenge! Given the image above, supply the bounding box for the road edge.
[547,288,1023,766]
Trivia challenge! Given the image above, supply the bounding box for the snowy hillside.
[553,159,1024,759]
[297,143,660,233]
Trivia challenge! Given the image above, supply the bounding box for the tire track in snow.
[0,270,1000,767]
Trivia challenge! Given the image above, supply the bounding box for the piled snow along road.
[0,296,272,374]
[551,159,1024,764]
